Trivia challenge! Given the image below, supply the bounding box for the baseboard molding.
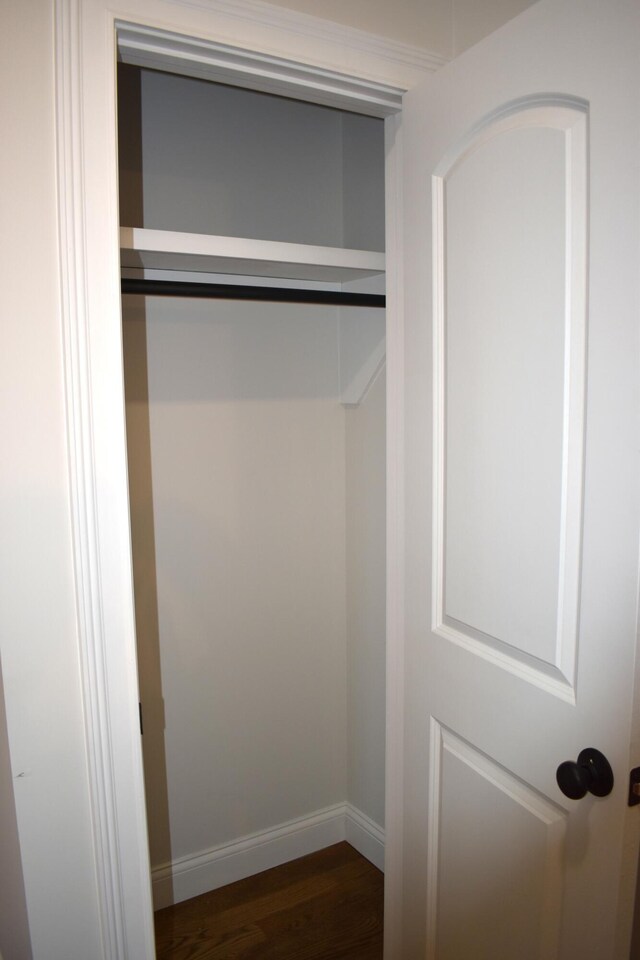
[345,803,385,872]
[151,801,385,908]
[152,803,345,909]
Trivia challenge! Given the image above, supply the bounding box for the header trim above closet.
[116,22,408,117]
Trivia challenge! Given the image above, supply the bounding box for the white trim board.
[345,803,385,871]
[117,11,446,117]
[120,227,385,282]
[56,0,405,954]
[151,803,385,909]
[117,23,403,116]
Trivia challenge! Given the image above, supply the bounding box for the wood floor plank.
[154,842,383,960]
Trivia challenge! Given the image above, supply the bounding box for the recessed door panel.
[427,722,566,960]
[433,103,587,698]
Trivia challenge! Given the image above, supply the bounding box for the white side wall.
[0,2,103,957]
[346,369,386,827]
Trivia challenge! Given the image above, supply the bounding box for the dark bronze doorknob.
[556,747,614,800]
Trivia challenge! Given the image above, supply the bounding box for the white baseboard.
[151,801,384,908]
[345,802,385,872]
[152,802,345,909]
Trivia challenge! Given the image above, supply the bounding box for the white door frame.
[54,1,440,955]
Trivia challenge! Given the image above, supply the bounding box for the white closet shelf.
[120,227,385,284]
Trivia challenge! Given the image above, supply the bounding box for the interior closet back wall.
[117,64,385,248]
[119,66,386,882]
[123,300,386,872]
[123,296,354,869]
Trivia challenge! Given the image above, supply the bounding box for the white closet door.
[397,1,640,957]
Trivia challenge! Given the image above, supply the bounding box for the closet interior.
[118,61,387,910]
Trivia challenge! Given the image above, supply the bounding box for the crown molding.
[117,22,405,114]
[171,0,449,73]
[117,0,448,103]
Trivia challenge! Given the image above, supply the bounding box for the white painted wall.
[345,369,386,828]
[123,297,350,869]
[263,0,537,56]
[0,2,104,958]
[452,0,538,55]
[258,0,452,54]
[123,299,388,879]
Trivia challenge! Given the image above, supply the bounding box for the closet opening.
[118,61,386,956]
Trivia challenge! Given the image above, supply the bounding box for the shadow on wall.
[119,65,174,898]
[0,653,33,959]
[122,303,174,903]
[632,853,640,956]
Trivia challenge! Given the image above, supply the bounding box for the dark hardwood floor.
[154,842,383,959]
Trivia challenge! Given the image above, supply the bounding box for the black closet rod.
[121,277,386,308]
